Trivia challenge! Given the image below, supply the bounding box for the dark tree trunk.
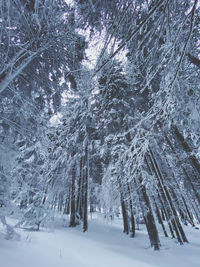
[83,143,88,232]
[118,176,129,234]
[64,196,70,215]
[161,209,165,221]
[148,148,188,244]
[173,125,200,174]
[153,197,168,237]
[187,196,200,224]
[69,162,77,227]
[76,157,83,219]
[159,140,196,227]
[182,167,200,206]
[163,132,200,206]
[139,176,160,250]
[127,181,135,237]
[121,198,129,234]
[157,191,175,238]
[42,187,47,205]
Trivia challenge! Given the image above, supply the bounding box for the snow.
[0,214,200,267]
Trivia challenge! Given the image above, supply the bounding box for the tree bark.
[83,143,88,232]
[139,176,160,250]
[117,176,129,234]
[69,162,77,227]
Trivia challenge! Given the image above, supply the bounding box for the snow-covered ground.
[0,214,200,267]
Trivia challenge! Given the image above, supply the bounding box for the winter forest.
[0,0,200,266]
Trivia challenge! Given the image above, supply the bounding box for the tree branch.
[187,53,200,69]
[94,0,166,75]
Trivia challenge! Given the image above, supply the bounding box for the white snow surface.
[0,214,200,267]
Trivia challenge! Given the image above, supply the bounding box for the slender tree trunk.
[157,190,175,238]
[159,142,196,227]
[163,132,200,205]
[126,180,135,237]
[148,147,188,243]
[139,175,160,250]
[187,195,200,224]
[83,142,88,232]
[173,125,200,174]
[117,176,129,234]
[69,162,77,227]
[63,196,70,215]
[76,157,83,219]
[153,196,168,237]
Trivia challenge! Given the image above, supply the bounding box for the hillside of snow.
[0,214,200,267]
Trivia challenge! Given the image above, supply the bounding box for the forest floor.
[0,213,200,267]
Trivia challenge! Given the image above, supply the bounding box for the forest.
[0,0,200,265]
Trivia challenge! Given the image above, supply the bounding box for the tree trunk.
[76,157,83,219]
[163,132,200,206]
[126,180,135,237]
[139,175,160,250]
[83,143,88,232]
[153,197,168,237]
[69,162,77,227]
[173,125,200,174]
[148,147,188,243]
[117,176,129,234]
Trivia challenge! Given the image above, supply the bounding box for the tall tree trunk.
[83,142,88,232]
[173,125,200,174]
[126,180,135,237]
[117,176,129,234]
[159,140,196,227]
[163,132,200,205]
[139,175,160,250]
[69,162,77,227]
[157,190,175,238]
[148,147,188,243]
[153,196,168,237]
[76,157,83,219]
